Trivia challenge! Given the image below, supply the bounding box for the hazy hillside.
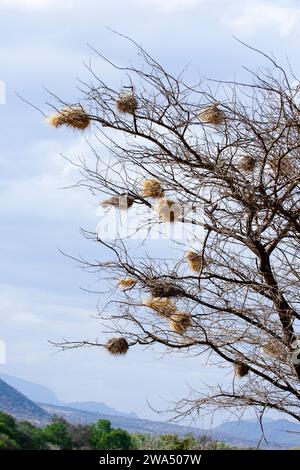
[0,378,51,425]
[40,402,205,437]
[68,401,137,418]
[213,418,300,449]
[0,374,137,418]
[0,373,62,406]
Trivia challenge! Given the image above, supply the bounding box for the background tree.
[49,36,300,423]
[90,419,132,450]
[42,417,73,450]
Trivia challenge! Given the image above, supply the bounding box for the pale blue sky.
[1,0,300,426]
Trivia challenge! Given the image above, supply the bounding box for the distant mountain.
[68,401,137,418]
[0,378,51,425]
[213,418,300,449]
[0,374,137,418]
[0,373,62,406]
[40,402,205,437]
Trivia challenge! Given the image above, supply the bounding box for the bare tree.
[48,35,300,423]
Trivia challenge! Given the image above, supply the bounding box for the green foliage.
[0,412,17,440]
[42,418,73,450]
[16,421,46,450]
[0,412,231,450]
[0,433,19,450]
[90,419,132,450]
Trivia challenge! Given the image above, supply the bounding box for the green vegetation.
[0,411,229,450]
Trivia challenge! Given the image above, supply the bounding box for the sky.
[1,0,300,427]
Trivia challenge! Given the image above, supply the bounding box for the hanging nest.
[234,361,249,378]
[118,277,136,290]
[116,92,137,114]
[142,179,164,198]
[169,311,192,334]
[105,337,129,355]
[263,340,287,359]
[156,199,182,223]
[148,282,182,298]
[198,103,224,125]
[238,156,256,172]
[269,155,294,178]
[186,250,206,273]
[144,297,177,317]
[101,195,134,210]
[47,105,90,130]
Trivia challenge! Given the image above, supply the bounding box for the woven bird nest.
[47,105,90,130]
[263,340,287,359]
[105,337,129,355]
[101,195,134,210]
[169,311,192,334]
[186,250,206,273]
[238,156,256,172]
[234,361,249,378]
[156,199,182,223]
[142,179,164,199]
[116,93,137,114]
[198,103,224,125]
[270,155,294,178]
[144,297,177,317]
[149,283,182,298]
[118,277,136,290]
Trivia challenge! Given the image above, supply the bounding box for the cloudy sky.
[1,0,300,426]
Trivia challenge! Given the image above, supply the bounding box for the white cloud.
[0,0,72,10]
[222,2,300,36]
[129,0,201,13]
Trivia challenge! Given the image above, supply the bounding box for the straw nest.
[101,195,134,210]
[47,105,90,130]
[142,179,164,199]
[263,340,286,359]
[156,199,182,223]
[116,92,137,114]
[270,155,294,178]
[105,337,129,355]
[118,277,136,290]
[144,297,177,317]
[149,282,182,298]
[186,250,206,273]
[238,156,256,172]
[234,361,249,378]
[198,103,224,125]
[169,311,192,334]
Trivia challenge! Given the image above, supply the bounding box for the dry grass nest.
[169,311,192,334]
[101,195,134,210]
[269,155,294,178]
[263,340,287,359]
[156,199,182,223]
[47,105,90,130]
[238,156,256,172]
[142,179,164,199]
[198,103,224,125]
[148,282,182,298]
[118,277,137,290]
[234,361,249,378]
[116,93,137,114]
[186,250,207,273]
[105,337,129,355]
[144,297,177,317]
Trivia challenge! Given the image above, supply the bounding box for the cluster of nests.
[118,277,192,335]
[100,179,184,224]
[47,92,138,131]
[236,154,296,178]
[144,297,192,334]
[47,98,225,131]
